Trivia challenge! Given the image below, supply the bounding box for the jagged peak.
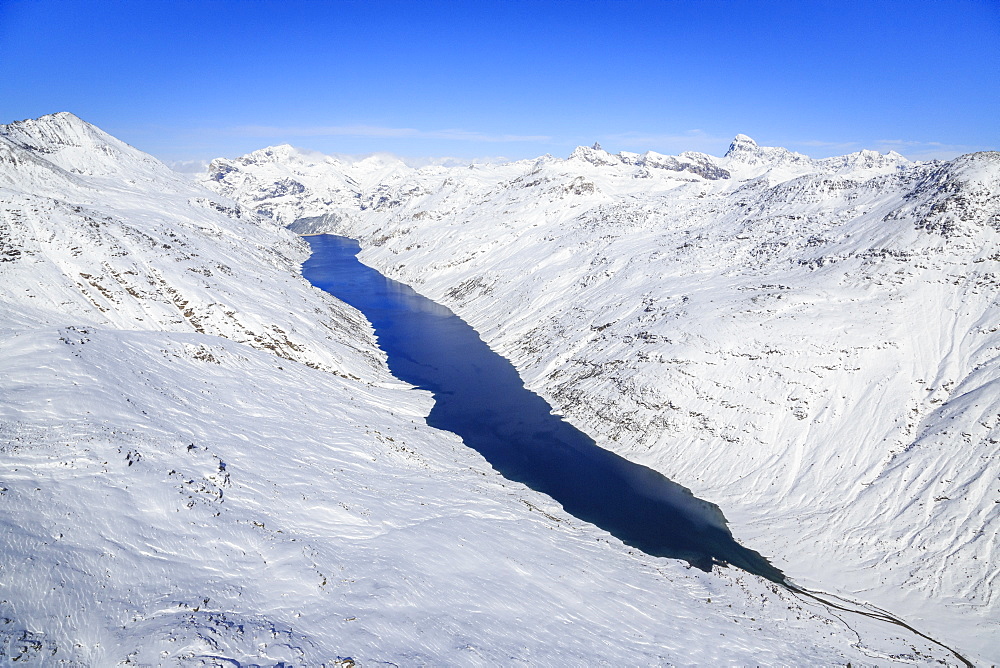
[568,143,616,165]
[563,143,731,179]
[815,147,913,175]
[724,134,760,158]
[722,135,818,173]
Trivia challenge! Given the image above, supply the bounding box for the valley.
[209,134,1000,662]
[0,111,994,664]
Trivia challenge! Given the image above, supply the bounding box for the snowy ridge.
[1,112,173,182]
[0,113,959,664]
[207,144,417,229]
[209,133,1000,662]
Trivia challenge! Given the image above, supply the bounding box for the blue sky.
[1,0,997,164]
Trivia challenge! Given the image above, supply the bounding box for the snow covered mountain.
[207,132,1000,663]
[4,113,969,665]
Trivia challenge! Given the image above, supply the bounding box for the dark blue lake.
[303,234,784,582]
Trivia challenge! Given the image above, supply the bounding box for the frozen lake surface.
[303,234,784,581]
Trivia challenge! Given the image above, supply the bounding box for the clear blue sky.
[1,0,997,163]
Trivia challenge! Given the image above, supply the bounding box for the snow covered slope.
[208,133,1000,662]
[3,113,964,665]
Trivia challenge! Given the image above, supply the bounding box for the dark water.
[303,234,784,582]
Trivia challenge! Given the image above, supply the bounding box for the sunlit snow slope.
[208,134,1000,663]
[3,113,966,665]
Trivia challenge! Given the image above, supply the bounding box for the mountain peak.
[0,112,173,181]
[1,111,107,147]
[725,134,759,157]
[33,110,86,126]
[568,143,615,165]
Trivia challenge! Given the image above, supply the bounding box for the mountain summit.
[725,133,758,153]
[0,111,170,180]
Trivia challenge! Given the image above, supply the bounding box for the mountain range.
[1,111,995,664]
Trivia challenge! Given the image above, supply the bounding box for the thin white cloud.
[166,158,211,173]
[228,124,550,143]
[796,139,861,151]
[600,129,733,155]
[873,139,990,161]
[322,150,509,168]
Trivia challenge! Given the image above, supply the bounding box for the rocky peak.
[569,143,617,166]
[722,134,816,175]
[724,134,762,161]
[0,111,169,179]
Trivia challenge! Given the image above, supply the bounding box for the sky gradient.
[1,0,997,164]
